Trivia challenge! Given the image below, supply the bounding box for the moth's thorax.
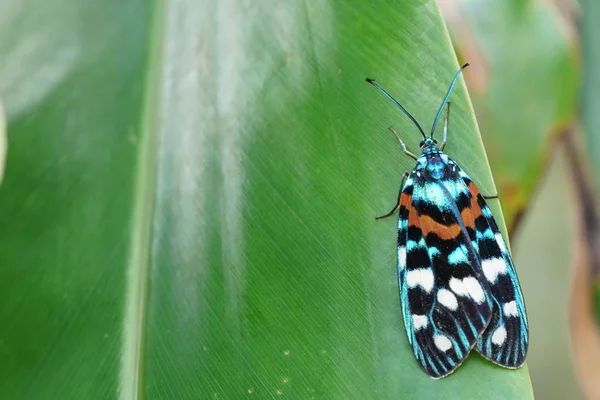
[416,151,449,180]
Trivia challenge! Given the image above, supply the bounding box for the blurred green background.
[0,0,594,399]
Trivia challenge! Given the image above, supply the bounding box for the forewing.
[398,173,493,378]
[457,167,529,368]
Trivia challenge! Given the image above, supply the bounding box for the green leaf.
[0,0,533,398]
[0,99,6,183]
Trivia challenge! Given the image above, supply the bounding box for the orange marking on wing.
[466,181,484,219]
[418,214,462,240]
[467,181,481,196]
[460,207,476,230]
[408,203,419,228]
[402,193,421,231]
[400,192,412,209]
[460,192,482,229]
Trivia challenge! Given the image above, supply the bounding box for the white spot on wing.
[463,277,486,304]
[406,269,434,292]
[449,277,485,304]
[495,233,508,253]
[412,314,428,331]
[491,326,507,345]
[437,289,458,310]
[449,278,468,296]
[398,246,406,270]
[503,301,518,317]
[434,334,453,352]
[482,258,507,283]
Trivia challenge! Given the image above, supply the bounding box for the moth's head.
[419,136,438,153]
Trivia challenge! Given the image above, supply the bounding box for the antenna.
[431,63,469,137]
[365,78,426,139]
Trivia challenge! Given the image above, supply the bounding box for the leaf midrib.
[119,1,165,398]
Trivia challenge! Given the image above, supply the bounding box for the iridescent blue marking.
[412,178,454,210]
[476,228,495,240]
[406,240,419,251]
[448,245,468,264]
[425,156,446,180]
[428,246,441,259]
[480,203,494,218]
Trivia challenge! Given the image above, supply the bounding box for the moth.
[366,63,528,378]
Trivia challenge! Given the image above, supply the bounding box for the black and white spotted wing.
[397,166,495,379]
[457,172,529,368]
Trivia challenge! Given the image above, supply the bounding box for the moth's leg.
[389,126,418,160]
[439,101,451,151]
[376,172,409,220]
